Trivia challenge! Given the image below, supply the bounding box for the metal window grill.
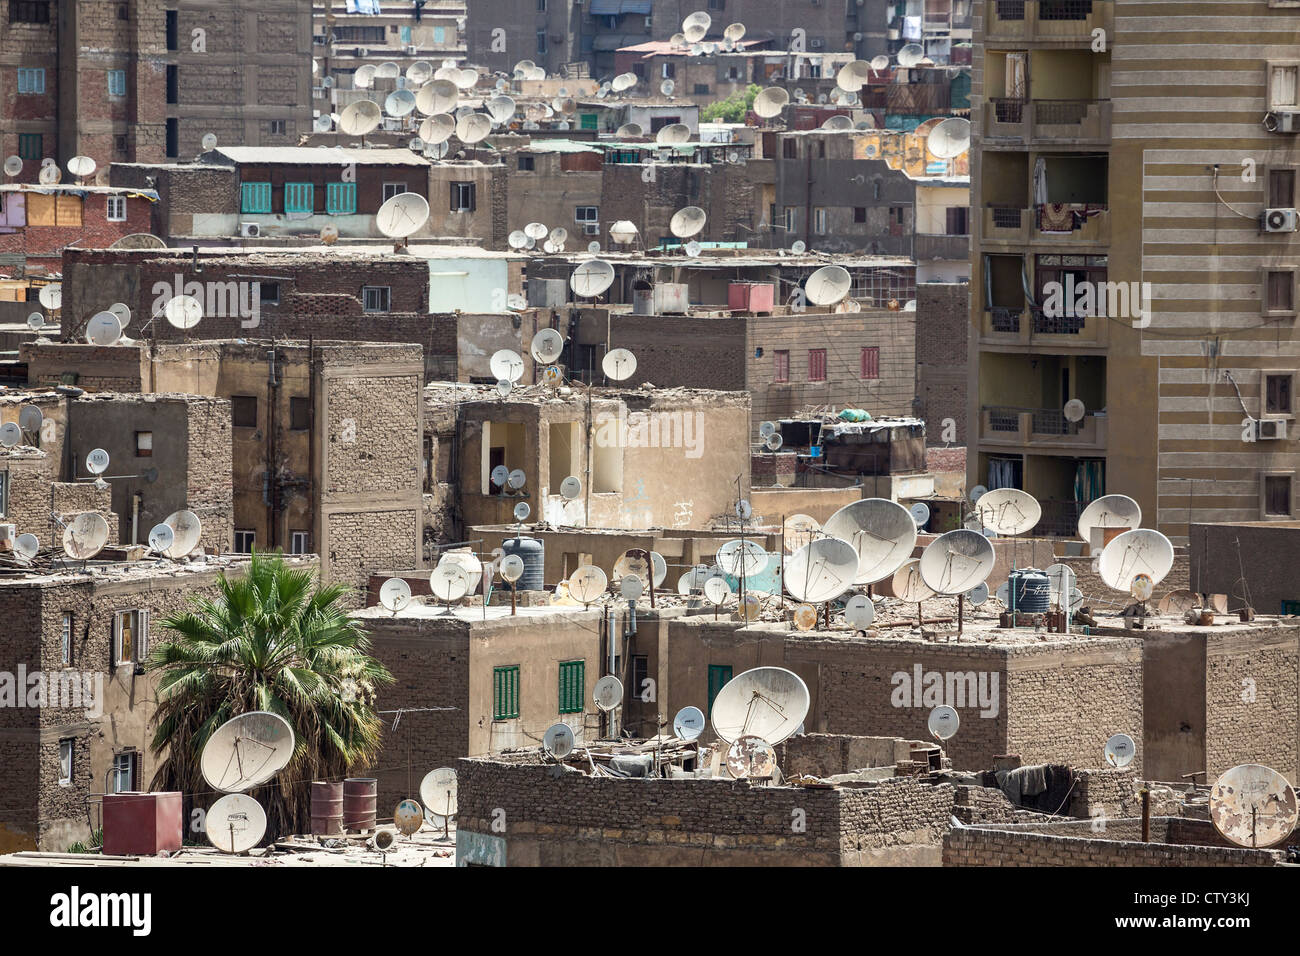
[992,98,1025,123]
[1035,100,1090,125]
[990,306,1022,332]
[995,0,1026,19]
[991,206,1023,229]
[1031,306,1086,334]
[986,406,1022,432]
[1039,0,1093,20]
[1031,408,1082,435]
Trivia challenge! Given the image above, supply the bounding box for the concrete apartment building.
[968,0,1300,543]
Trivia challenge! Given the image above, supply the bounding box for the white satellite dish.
[784,537,858,604]
[928,117,970,159]
[844,594,875,627]
[17,405,40,433]
[500,554,525,584]
[919,530,995,595]
[870,55,890,72]
[200,711,296,792]
[384,89,417,117]
[656,123,691,145]
[489,349,525,383]
[674,706,706,741]
[967,582,990,606]
[0,423,22,448]
[379,577,412,612]
[490,465,509,488]
[710,667,809,745]
[669,205,707,239]
[38,164,61,185]
[616,122,643,138]
[417,81,458,116]
[823,498,918,585]
[1098,529,1175,591]
[601,348,636,381]
[890,558,936,603]
[735,499,752,521]
[376,192,431,239]
[804,265,852,306]
[531,328,564,363]
[456,113,492,144]
[108,302,131,326]
[163,294,203,329]
[2,155,22,177]
[524,221,549,241]
[508,230,528,250]
[376,61,401,79]
[1063,398,1087,422]
[508,468,526,490]
[928,705,959,741]
[420,114,456,145]
[543,723,575,758]
[910,501,931,527]
[1210,764,1299,848]
[162,510,202,558]
[612,73,638,93]
[38,284,62,311]
[13,533,39,561]
[724,22,746,41]
[969,484,988,503]
[897,43,924,67]
[353,64,378,89]
[752,87,790,119]
[790,240,807,254]
[85,448,110,475]
[1104,733,1136,769]
[620,574,643,601]
[407,60,434,84]
[660,79,676,96]
[67,155,96,179]
[339,100,382,136]
[26,312,44,331]
[430,564,472,603]
[609,220,639,245]
[62,512,109,560]
[973,488,1041,535]
[147,523,175,554]
[716,539,767,578]
[455,68,479,90]
[822,115,854,132]
[836,60,872,92]
[1045,563,1077,608]
[560,476,582,500]
[1077,494,1142,544]
[568,565,608,604]
[85,311,123,346]
[682,11,712,43]
[593,675,623,711]
[205,793,267,853]
[420,768,458,816]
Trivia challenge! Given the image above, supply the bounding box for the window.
[10,1,50,23]
[782,138,797,159]
[946,206,970,235]
[362,286,391,312]
[107,69,126,97]
[234,529,256,553]
[166,64,177,104]
[558,660,584,714]
[575,205,598,224]
[290,531,310,555]
[662,63,676,79]
[59,739,73,786]
[693,83,709,95]
[537,0,547,9]
[783,206,796,232]
[1264,474,1293,517]
[326,182,356,215]
[861,346,880,379]
[1266,270,1295,313]
[1269,168,1296,208]
[382,182,407,201]
[890,206,907,226]
[60,613,72,666]
[135,431,152,457]
[241,182,272,214]
[231,395,258,428]
[1269,63,1299,109]
[284,182,314,214]
[707,664,733,716]
[106,195,127,221]
[166,118,177,157]
[814,207,827,234]
[708,0,725,9]
[114,135,128,155]
[536,30,547,54]
[854,206,867,224]
[1266,373,1294,415]
[290,396,311,430]
[269,120,287,136]
[166,9,177,50]
[516,156,535,171]
[17,67,45,94]
[260,282,279,305]
[631,655,649,701]
[0,470,7,516]
[493,665,520,719]
[809,349,827,382]
[113,609,148,665]
[774,349,789,383]
[450,182,475,212]
[110,751,138,793]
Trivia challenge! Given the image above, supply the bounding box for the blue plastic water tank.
[502,536,545,591]
[1008,568,1050,613]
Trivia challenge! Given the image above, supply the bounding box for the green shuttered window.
[558,660,584,714]
[493,665,520,720]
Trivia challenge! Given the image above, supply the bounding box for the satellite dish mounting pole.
[779,515,785,612]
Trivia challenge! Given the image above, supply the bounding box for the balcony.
[983,206,1031,243]
[1033,203,1109,242]
[983,98,1111,146]
[980,404,1108,450]
[915,233,970,260]
[985,0,1114,44]
[979,307,1109,347]
[1031,498,1085,537]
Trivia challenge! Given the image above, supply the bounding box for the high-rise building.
[968,0,1300,543]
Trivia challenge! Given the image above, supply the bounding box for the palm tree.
[146,549,392,843]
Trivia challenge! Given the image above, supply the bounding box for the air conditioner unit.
[810,37,825,48]
[239,222,260,238]
[583,222,600,235]
[1264,110,1300,133]
[0,523,14,542]
[357,47,370,57]
[1253,418,1288,441]
[406,44,419,55]
[1262,207,1299,233]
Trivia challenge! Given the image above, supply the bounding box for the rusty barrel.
[342,777,377,832]
[310,781,344,836]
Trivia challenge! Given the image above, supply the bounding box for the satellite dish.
[531,328,564,363]
[966,582,990,606]
[26,312,44,331]
[205,793,267,853]
[790,240,806,254]
[147,523,175,554]
[85,311,123,346]
[758,421,776,439]
[928,705,959,741]
[682,11,712,43]
[407,60,434,84]
[543,723,575,758]
[163,294,203,329]
[1063,398,1087,423]
[384,89,417,117]
[560,476,582,500]
[973,488,1041,535]
[549,226,568,246]
[726,735,777,779]
[108,302,131,326]
[735,499,752,521]
[910,502,931,527]
[508,230,528,249]
[2,156,22,177]
[394,799,424,836]
[0,423,21,448]
[162,510,202,558]
[969,484,988,503]
[489,349,525,383]
[1099,529,1175,591]
[109,233,166,249]
[844,594,876,627]
[897,43,924,67]
[18,405,42,433]
[836,60,872,92]
[524,221,549,241]
[870,54,890,72]
[1158,589,1199,616]
[616,122,643,138]
[703,576,732,607]
[927,118,970,159]
[39,164,61,185]
[784,537,858,603]
[512,501,531,522]
[656,123,691,145]
[430,564,472,603]
[724,22,746,41]
[752,87,789,118]
[199,711,296,792]
[67,155,96,179]
[782,515,820,555]
[1210,764,1299,848]
[455,68,479,90]
[804,265,852,305]
[38,284,62,311]
[710,667,809,745]
[660,79,676,96]
[919,530,996,595]
[601,348,637,381]
[674,706,706,741]
[824,499,917,585]
[612,72,637,93]
[793,603,818,630]
[715,539,767,579]
[376,192,431,239]
[13,533,39,561]
[821,115,854,132]
[1104,733,1136,769]
[417,81,458,117]
[353,64,378,88]
[500,554,525,584]
[456,113,492,144]
[620,573,643,602]
[669,206,707,239]
[62,512,109,560]
[85,448,110,475]
[890,558,936,603]
[379,577,412,612]
[498,379,514,397]
[1076,494,1142,544]
[593,675,623,711]
[420,768,458,816]
[1044,563,1077,606]
[376,61,401,80]
[339,100,382,136]
[568,565,608,604]
[490,465,509,488]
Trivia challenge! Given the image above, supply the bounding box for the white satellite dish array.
[198,710,296,853]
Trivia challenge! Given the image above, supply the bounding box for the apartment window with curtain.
[1265,474,1293,516]
[17,67,44,94]
[1266,373,1294,414]
[1270,64,1299,108]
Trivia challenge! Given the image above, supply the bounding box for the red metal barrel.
[342,777,377,832]
[310,781,344,836]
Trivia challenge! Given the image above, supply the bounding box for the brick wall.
[1204,628,1299,780]
[23,343,144,393]
[915,282,969,444]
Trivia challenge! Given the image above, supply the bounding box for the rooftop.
[202,146,432,167]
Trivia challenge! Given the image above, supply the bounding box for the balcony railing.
[980,406,1108,448]
[1030,306,1086,334]
[1034,203,1109,241]
[1031,498,1084,538]
[989,306,1023,332]
[985,0,1113,42]
[982,99,1111,145]
[984,206,1030,242]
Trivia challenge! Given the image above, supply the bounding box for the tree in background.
[701,84,762,124]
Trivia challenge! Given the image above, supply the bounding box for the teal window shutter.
[284,182,314,214]
[240,182,272,213]
[326,182,356,215]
